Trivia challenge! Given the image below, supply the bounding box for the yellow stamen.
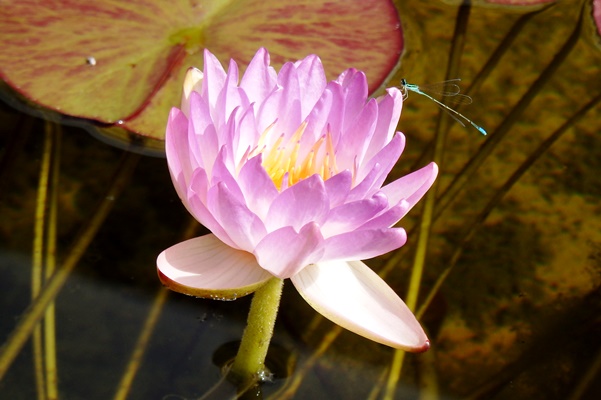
[248,121,340,191]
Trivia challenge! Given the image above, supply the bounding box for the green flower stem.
[229,277,284,387]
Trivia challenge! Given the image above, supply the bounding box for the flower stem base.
[228,277,283,388]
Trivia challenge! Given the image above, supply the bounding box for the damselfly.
[399,78,487,136]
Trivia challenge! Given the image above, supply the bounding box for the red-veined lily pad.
[0,0,403,155]
[588,0,601,50]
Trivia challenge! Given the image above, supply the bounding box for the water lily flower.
[157,48,438,351]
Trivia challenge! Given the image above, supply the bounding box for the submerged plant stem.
[416,91,601,320]
[434,5,582,220]
[385,4,471,400]
[43,122,61,400]
[229,277,284,388]
[32,122,54,400]
[114,218,200,400]
[0,151,140,380]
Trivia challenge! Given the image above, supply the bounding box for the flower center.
[251,122,339,191]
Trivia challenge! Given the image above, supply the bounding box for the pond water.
[1,0,601,399]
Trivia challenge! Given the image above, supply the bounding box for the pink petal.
[349,133,405,202]
[206,181,267,252]
[233,106,261,162]
[358,201,411,230]
[294,54,327,117]
[324,170,352,208]
[210,147,244,201]
[381,162,438,213]
[165,107,193,195]
[253,223,324,279]
[215,59,250,123]
[265,174,329,232]
[364,87,404,162]
[255,86,283,139]
[239,47,277,104]
[322,228,407,262]
[291,260,429,351]
[335,98,378,171]
[237,154,279,219]
[306,82,345,154]
[299,86,334,154]
[201,49,227,108]
[157,234,272,300]
[267,62,302,138]
[339,69,369,132]
[186,170,238,250]
[188,92,218,175]
[321,192,388,238]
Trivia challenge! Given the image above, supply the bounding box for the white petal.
[181,67,203,116]
[157,234,272,300]
[291,260,429,351]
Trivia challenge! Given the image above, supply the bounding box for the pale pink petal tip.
[157,234,272,300]
[181,67,203,116]
[418,339,431,353]
[291,260,429,351]
[183,68,203,97]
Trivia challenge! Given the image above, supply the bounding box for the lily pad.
[0,0,403,155]
[588,0,601,50]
